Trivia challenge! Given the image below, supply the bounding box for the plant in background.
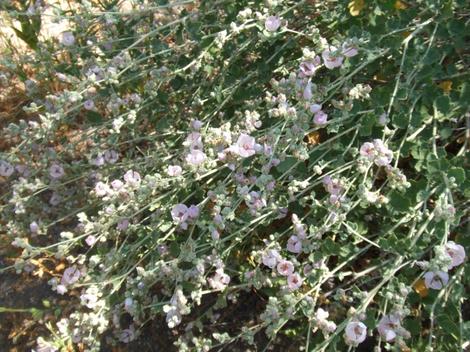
[0,0,468,351]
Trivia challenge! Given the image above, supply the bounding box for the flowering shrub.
[0,0,469,351]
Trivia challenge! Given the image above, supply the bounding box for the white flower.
[265,16,281,32]
[94,181,110,197]
[445,241,466,269]
[345,321,367,345]
[423,271,449,290]
[30,221,39,234]
[377,314,401,341]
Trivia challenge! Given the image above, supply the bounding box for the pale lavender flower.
[92,153,105,166]
[342,42,359,58]
[191,119,203,130]
[299,58,321,77]
[303,80,313,100]
[56,284,67,295]
[49,192,61,206]
[211,229,220,240]
[186,149,207,165]
[188,205,200,219]
[104,149,119,164]
[0,160,14,177]
[167,165,182,176]
[277,260,294,276]
[30,221,39,234]
[445,241,466,269]
[360,142,375,160]
[231,133,257,158]
[423,271,449,290]
[61,31,75,46]
[185,132,203,150]
[94,181,110,197]
[287,235,302,253]
[49,164,65,179]
[309,103,322,114]
[322,46,344,69]
[111,179,124,191]
[265,16,281,32]
[83,99,95,110]
[117,218,129,231]
[171,204,189,224]
[287,273,303,290]
[262,249,281,269]
[85,235,97,246]
[119,326,136,343]
[345,321,367,345]
[61,266,81,286]
[124,170,141,186]
[208,268,230,290]
[377,314,401,342]
[313,110,328,125]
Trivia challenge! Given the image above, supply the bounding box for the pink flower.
[345,321,367,345]
[123,170,141,186]
[231,133,257,158]
[167,165,182,177]
[265,16,281,32]
[262,249,281,269]
[0,160,14,177]
[186,149,207,165]
[49,164,65,179]
[322,46,344,69]
[287,273,303,290]
[377,314,401,342]
[313,110,328,125]
[61,266,81,286]
[423,271,449,290]
[277,260,294,276]
[445,241,466,269]
[287,235,302,253]
[171,204,189,224]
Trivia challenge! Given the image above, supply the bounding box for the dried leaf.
[438,80,452,94]
[413,279,428,298]
[394,1,408,10]
[348,0,365,16]
[305,131,321,146]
